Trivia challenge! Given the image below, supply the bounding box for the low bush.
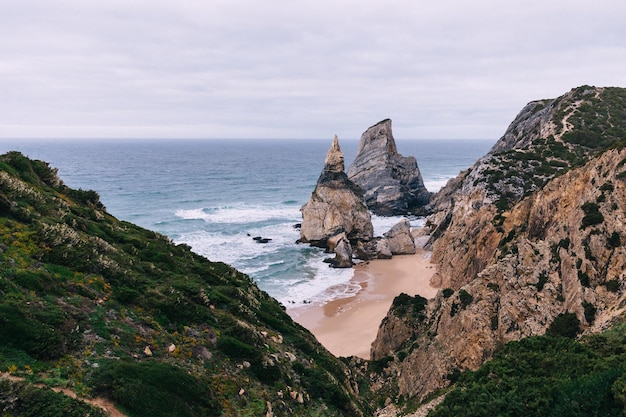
[391,293,427,320]
[429,335,626,417]
[0,379,107,417]
[459,290,474,308]
[546,313,581,339]
[581,202,604,229]
[90,360,220,417]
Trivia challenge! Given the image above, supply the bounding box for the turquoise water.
[0,138,494,305]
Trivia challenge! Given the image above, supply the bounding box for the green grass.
[0,151,364,416]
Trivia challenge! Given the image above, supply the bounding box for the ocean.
[0,138,494,307]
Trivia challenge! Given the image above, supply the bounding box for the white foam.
[174,223,298,267]
[173,207,428,309]
[175,204,300,224]
[371,214,425,237]
[277,253,357,307]
[424,178,453,192]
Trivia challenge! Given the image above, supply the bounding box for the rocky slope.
[0,151,366,416]
[370,86,626,403]
[347,119,431,216]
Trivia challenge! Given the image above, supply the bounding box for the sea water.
[0,138,494,306]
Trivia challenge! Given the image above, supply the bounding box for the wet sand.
[288,247,438,359]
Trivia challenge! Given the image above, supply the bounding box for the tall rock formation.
[369,86,626,402]
[347,119,431,216]
[300,136,373,266]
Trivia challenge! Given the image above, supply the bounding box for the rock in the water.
[347,119,431,216]
[326,231,353,268]
[300,135,373,246]
[383,218,416,255]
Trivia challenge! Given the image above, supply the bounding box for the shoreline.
[287,247,439,359]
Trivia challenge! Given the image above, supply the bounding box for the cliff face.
[428,86,626,289]
[371,86,626,402]
[347,119,431,216]
[300,135,373,248]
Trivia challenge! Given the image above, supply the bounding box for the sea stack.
[300,135,373,266]
[347,119,431,216]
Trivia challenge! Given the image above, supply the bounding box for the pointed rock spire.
[324,135,344,174]
[299,136,373,265]
[347,119,431,216]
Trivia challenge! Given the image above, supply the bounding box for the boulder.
[326,231,353,268]
[300,135,373,246]
[354,238,392,260]
[375,238,393,259]
[383,218,416,255]
[347,119,431,216]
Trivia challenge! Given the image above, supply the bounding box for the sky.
[1,0,625,141]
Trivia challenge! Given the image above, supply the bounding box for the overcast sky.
[1,0,625,140]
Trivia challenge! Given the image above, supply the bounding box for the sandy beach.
[288,247,439,359]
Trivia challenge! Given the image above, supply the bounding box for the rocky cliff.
[370,86,626,403]
[300,135,423,266]
[347,119,431,216]
[300,136,373,266]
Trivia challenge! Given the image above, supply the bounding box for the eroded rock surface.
[370,86,626,403]
[347,119,431,216]
[300,136,373,265]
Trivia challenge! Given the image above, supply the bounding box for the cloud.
[1,0,625,140]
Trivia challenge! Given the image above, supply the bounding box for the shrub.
[536,272,549,291]
[442,288,454,298]
[600,181,615,192]
[369,356,393,373]
[490,315,499,331]
[608,232,621,248]
[90,360,220,417]
[612,373,626,414]
[0,379,108,417]
[391,293,427,319]
[583,302,597,325]
[459,290,474,308]
[216,335,256,359]
[578,271,591,287]
[581,202,604,229]
[604,279,621,293]
[250,362,282,384]
[551,368,622,417]
[546,313,581,339]
[0,304,75,360]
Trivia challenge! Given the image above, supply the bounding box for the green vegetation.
[459,289,473,308]
[608,231,621,248]
[581,202,605,229]
[546,312,581,338]
[0,378,107,417]
[450,290,473,317]
[391,293,427,320]
[475,86,626,211]
[536,272,549,291]
[0,152,363,416]
[430,334,626,417]
[90,361,218,417]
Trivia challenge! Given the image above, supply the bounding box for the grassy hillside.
[0,151,364,416]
